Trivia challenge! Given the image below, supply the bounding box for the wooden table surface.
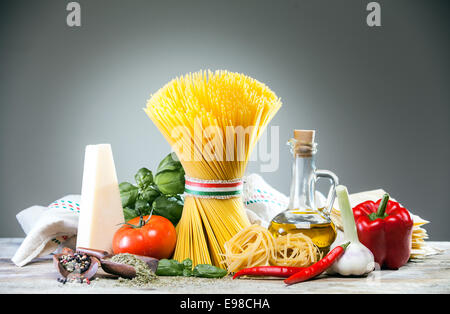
[1,238,449,294]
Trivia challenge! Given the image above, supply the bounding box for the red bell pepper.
[352,194,413,270]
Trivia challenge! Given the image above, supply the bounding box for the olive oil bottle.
[268,130,338,254]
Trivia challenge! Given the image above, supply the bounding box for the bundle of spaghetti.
[223,224,275,273]
[270,233,321,267]
[145,70,281,267]
[223,225,320,272]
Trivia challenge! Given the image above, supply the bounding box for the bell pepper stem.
[369,193,390,221]
[376,193,390,217]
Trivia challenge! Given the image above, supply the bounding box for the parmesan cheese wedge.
[76,144,124,253]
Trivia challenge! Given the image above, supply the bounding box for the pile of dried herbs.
[110,253,157,287]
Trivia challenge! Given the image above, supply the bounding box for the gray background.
[1,0,449,239]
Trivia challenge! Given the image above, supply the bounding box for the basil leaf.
[156,152,182,173]
[182,268,193,277]
[123,207,138,221]
[135,199,151,216]
[119,182,139,208]
[155,153,185,195]
[135,167,153,189]
[155,259,184,276]
[152,195,184,226]
[182,258,193,271]
[193,264,227,278]
[139,185,160,204]
[155,169,185,195]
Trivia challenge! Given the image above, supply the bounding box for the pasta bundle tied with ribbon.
[145,70,281,267]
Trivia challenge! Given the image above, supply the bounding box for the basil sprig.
[155,258,227,278]
[119,153,185,225]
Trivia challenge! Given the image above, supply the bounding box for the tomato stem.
[144,208,154,225]
[121,222,141,229]
[119,208,155,229]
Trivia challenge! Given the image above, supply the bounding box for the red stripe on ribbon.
[185,180,242,188]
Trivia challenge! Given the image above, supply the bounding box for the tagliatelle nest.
[223,225,275,273]
[223,225,321,272]
[270,233,321,267]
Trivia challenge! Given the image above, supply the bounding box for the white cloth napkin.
[242,173,327,227]
[12,195,80,267]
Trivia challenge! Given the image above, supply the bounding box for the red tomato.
[112,215,176,259]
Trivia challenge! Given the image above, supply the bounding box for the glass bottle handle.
[315,169,339,217]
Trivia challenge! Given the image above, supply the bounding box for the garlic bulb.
[329,241,375,276]
[328,185,375,276]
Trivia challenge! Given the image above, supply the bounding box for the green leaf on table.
[155,259,184,276]
[193,264,227,278]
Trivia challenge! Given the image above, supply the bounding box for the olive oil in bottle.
[269,209,337,253]
[268,130,338,254]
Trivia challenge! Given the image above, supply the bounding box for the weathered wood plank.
[1,239,449,294]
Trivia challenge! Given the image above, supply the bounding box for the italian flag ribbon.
[184,176,243,199]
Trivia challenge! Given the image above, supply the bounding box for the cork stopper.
[293,129,316,157]
[294,130,315,144]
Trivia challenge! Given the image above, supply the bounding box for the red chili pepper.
[284,242,350,285]
[353,194,413,269]
[233,266,305,279]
